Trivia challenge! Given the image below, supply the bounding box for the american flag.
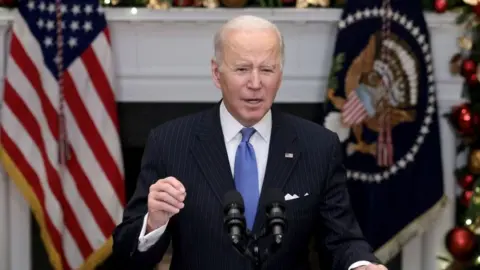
[341,90,369,126]
[0,1,125,269]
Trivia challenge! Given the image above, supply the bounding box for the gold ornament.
[469,149,480,174]
[296,0,328,7]
[111,0,120,5]
[449,53,462,75]
[464,0,478,5]
[458,36,473,51]
[307,0,329,6]
[147,0,170,9]
[221,0,247,7]
[201,0,219,8]
[296,0,308,8]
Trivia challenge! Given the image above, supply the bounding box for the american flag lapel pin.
[285,153,294,158]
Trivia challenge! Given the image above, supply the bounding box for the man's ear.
[211,58,221,89]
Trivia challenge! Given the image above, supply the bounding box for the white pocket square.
[284,193,310,201]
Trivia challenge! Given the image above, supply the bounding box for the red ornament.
[460,190,473,207]
[461,59,477,77]
[458,174,475,190]
[173,0,193,6]
[468,73,479,86]
[450,103,480,136]
[446,227,477,261]
[434,0,448,13]
[472,4,480,17]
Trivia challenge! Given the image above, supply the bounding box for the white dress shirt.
[136,102,370,269]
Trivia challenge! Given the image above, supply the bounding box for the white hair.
[213,15,285,70]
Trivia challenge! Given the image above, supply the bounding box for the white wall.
[0,7,463,270]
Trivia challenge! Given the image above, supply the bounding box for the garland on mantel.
[0,0,468,9]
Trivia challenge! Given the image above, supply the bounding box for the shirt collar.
[219,101,272,143]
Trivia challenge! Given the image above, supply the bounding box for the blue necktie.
[234,127,259,230]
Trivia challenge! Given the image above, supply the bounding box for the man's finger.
[152,191,185,209]
[163,177,186,193]
[149,200,180,214]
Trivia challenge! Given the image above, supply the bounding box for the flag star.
[83,21,93,32]
[424,116,432,125]
[363,9,371,17]
[427,105,434,113]
[412,27,420,36]
[48,3,55,13]
[393,11,400,20]
[354,10,362,19]
[417,35,425,45]
[338,21,346,29]
[60,4,67,14]
[44,36,53,47]
[85,4,93,15]
[406,21,413,30]
[400,16,407,25]
[70,21,79,31]
[38,2,46,11]
[97,5,104,14]
[27,1,35,10]
[68,37,78,48]
[54,55,61,65]
[420,126,429,134]
[346,15,354,23]
[37,19,45,29]
[72,4,81,15]
[46,20,55,31]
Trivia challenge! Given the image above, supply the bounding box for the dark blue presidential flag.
[323,0,447,262]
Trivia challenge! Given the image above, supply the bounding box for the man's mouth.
[244,99,262,104]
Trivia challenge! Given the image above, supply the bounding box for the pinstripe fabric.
[112,103,379,270]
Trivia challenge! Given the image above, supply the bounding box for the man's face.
[211,28,283,127]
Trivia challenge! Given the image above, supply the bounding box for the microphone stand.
[231,226,282,270]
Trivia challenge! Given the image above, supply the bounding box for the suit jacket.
[112,103,379,270]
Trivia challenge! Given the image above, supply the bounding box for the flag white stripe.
[68,56,123,175]
[13,13,59,112]
[91,32,115,96]
[6,56,59,171]
[63,229,83,269]
[2,105,63,231]
[64,169,106,249]
[64,104,124,222]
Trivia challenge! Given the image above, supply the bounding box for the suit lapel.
[253,108,300,233]
[190,104,235,205]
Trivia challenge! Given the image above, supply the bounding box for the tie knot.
[240,127,256,143]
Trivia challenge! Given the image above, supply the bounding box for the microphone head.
[264,188,285,210]
[223,190,245,213]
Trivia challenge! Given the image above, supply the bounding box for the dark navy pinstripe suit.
[112,103,378,270]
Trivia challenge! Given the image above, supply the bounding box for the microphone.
[264,188,287,245]
[223,190,246,245]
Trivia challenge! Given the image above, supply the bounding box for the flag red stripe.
[10,34,58,139]
[81,45,119,129]
[4,84,94,258]
[63,72,125,205]
[66,150,116,237]
[0,130,68,268]
[104,28,111,46]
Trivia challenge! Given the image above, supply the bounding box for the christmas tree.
[438,1,480,269]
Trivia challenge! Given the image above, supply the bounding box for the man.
[112,15,387,270]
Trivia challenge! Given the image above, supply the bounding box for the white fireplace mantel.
[0,7,463,270]
[0,7,466,103]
